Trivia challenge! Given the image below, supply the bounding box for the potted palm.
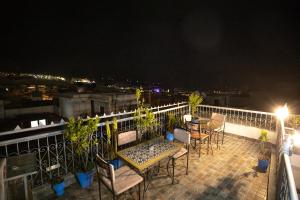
[188,91,203,120]
[258,129,270,172]
[65,116,99,188]
[51,175,64,197]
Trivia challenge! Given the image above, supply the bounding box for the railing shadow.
[193,170,262,200]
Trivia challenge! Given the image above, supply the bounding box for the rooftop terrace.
[51,134,270,200]
[0,102,298,200]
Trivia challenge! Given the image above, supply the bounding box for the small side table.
[5,153,37,200]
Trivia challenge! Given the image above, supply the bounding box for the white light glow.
[293,132,300,147]
[275,104,289,120]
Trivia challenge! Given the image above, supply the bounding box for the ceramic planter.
[76,171,94,188]
[258,159,269,172]
[53,181,65,196]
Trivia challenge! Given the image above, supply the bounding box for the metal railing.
[197,105,277,131]
[0,102,189,187]
[276,118,299,200]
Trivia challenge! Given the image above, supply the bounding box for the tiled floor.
[54,134,270,200]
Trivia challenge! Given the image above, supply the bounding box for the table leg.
[24,176,28,200]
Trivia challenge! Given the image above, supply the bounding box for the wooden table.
[117,137,182,172]
[117,137,182,195]
[187,117,210,133]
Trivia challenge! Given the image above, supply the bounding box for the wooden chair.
[95,154,143,200]
[167,128,190,184]
[206,113,226,149]
[117,130,137,150]
[189,122,210,158]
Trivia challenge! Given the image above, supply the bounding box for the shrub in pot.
[65,116,99,188]
[106,118,123,169]
[134,87,159,141]
[51,176,64,197]
[258,129,270,172]
[166,113,176,141]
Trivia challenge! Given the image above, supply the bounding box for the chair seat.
[191,133,209,140]
[172,147,188,159]
[101,165,143,195]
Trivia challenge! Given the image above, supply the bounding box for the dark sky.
[1,1,300,90]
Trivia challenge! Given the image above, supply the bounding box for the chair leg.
[222,131,225,144]
[98,180,102,200]
[113,193,116,200]
[186,153,189,175]
[199,138,201,158]
[138,183,141,200]
[217,132,219,149]
[172,158,175,184]
[206,137,209,155]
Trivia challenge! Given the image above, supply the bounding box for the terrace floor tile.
[52,134,270,200]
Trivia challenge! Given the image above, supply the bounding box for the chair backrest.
[95,154,115,184]
[118,130,137,146]
[174,128,190,145]
[208,113,226,130]
[183,114,192,123]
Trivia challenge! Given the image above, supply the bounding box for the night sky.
[1,1,300,90]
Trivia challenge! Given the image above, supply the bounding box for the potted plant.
[258,129,270,172]
[291,116,300,131]
[134,88,159,140]
[188,91,203,120]
[65,116,99,188]
[106,118,123,169]
[166,113,176,141]
[51,176,64,197]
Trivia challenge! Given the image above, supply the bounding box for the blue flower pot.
[109,159,123,169]
[53,182,64,197]
[258,159,269,172]
[166,132,174,141]
[76,171,94,188]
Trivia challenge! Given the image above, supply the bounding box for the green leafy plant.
[167,113,176,132]
[112,117,118,155]
[259,129,269,160]
[188,91,203,117]
[134,88,159,139]
[105,118,118,160]
[291,116,300,128]
[65,116,99,172]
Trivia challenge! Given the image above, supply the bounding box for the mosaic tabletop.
[117,137,182,172]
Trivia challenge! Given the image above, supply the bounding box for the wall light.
[275,104,289,120]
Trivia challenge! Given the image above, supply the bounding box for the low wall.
[290,154,300,190]
[224,122,277,144]
[4,105,55,118]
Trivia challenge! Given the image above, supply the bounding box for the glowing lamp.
[275,104,288,120]
[293,131,300,147]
